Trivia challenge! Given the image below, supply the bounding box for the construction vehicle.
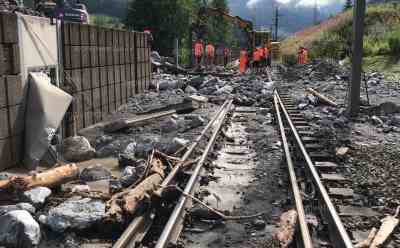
[33,0,89,24]
[189,7,272,66]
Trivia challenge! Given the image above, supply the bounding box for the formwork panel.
[91,67,100,89]
[6,75,23,106]
[0,108,9,139]
[81,68,91,90]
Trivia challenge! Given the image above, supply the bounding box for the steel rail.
[155,100,234,248]
[273,94,313,248]
[275,91,353,248]
[112,100,231,248]
[157,100,230,195]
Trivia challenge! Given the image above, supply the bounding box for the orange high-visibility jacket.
[206,44,215,57]
[298,50,304,64]
[253,49,261,61]
[194,42,204,57]
[239,50,247,74]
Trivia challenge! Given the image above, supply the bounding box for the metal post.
[274,7,279,41]
[347,0,366,117]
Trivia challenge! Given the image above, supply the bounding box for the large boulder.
[160,118,179,133]
[0,203,36,216]
[23,187,52,207]
[0,210,41,247]
[80,165,112,182]
[42,198,106,232]
[61,136,96,162]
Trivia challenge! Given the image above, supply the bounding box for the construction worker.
[194,39,204,68]
[239,49,248,74]
[205,42,215,70]
[252,47,261,74]
[223,47,230,67]
[143,28,154,46]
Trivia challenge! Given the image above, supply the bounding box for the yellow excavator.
[189,7,271,57]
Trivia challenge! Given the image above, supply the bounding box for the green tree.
[343,0,353,11]
[125,0,192,56]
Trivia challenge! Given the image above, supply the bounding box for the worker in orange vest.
[205,43,215,70]
[239,49,248,74]
[194,39,204,68]
[253,47,262,74]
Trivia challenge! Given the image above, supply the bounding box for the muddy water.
[183,107,288,248]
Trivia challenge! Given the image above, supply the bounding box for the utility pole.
[348,0,366,116]
[313,0,318,24]
[274,7,279,41]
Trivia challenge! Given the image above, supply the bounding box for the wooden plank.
[6,75,23,106]
[129,32,135,63]
[71,69,82,92]
[120,65,126,83]
[98,28,106,46]
[329,188,354,198]
[108,84,115,109]
[115,83,121,105]
[69,23,81,46]
[64,45,72,69]
[1,12,18,43]
[81,45,90,68]
[90,46,99,67]
[106,46,113,66]
[320,173,348,182]
[338,206,378,217]
[0,108,9,139]
[89,26,98,46]
[63,23,70,45]
[80,24,90,46]
[107,66,114,84]
[94,107,102,123]
[70,46,81,69]
[99,45,106,66]
[81,68,91,90]
[101,86,108,112]
[91,67,100,89]
[114,65,120,83]
[92,87,101,109]
[84,110,93,127]
[100,67,107,86]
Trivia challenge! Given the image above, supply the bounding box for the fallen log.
[123,158,165,214]
[306,87,338,107]
[370,206,400,248]
[0,164,79,191]
[353,228,377,248]
[273,209,298,248]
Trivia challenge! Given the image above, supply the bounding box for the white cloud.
[246,0,263,8]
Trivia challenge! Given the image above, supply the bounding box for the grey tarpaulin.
[24,72,73,169]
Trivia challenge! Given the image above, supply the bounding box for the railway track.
[274,89,381,247]
[113,99,234,248]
